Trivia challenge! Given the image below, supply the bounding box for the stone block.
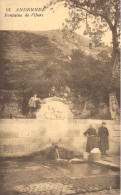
[72,141,83,151]
[2,131,18,138]
[57,129,67,137]
[110,137,120,143]
[8,138,37,145]
[12,123,38,131]
[57,123,68,131]
[0,119,13,124]
[109,149,120,155]
[18,131,32,138]
[73,137,84,143]
[37,136,48,142]
[79,136,87,144]
[108,147,120,155]
[38,124,46,131]
[0,152,12,157]
[109,147,120,154]
[115,125,120,131]
[9,138,20,145]
[66,129,80,137]
[45,124,57,132]
[106,125,115,131]
[44,130,58,138]
[28,144,42,152]
[12,152,27,157]
[71,119,88,124]
[11,119,36,124]
[80,131,85,136]
[0,124,12,131]
[109,142,120,148]
[0,138,10,145]
[67,123,74,129]
[0,146,3,153]
[61,137,71,144]
[0,131,3,137]
[78,124,90,131]
[109,130,120,137]
[2,145,12,153]
[86,119,102,124]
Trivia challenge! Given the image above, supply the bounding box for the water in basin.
[69,163,119,177]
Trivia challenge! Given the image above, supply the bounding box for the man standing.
[28,93,41,118]
[98,122,109,155]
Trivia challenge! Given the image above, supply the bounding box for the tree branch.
[75,4,114,31]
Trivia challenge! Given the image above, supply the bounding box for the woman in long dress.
[84,125,97,153]
[98,122,109,155]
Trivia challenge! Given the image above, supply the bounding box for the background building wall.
[0,119,120,157]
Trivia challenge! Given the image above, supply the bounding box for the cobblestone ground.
[0,157,120,195]
[12,184,120,195]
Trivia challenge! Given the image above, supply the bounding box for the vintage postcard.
[0,0,120,195]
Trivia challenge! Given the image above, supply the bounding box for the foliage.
[0,30,117,106]
[45,0,120,78]
[68,50,112,104]
[22,49,113,104]
[45,0,120,38]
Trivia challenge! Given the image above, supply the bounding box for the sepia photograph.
[0,0,120,194]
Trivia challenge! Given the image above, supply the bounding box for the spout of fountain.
[55,146,60,159]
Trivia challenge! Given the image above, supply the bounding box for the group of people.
[84,122,109,155]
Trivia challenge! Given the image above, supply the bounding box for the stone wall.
[0,119,120,157]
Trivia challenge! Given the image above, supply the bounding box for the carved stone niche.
[36,97,73,120]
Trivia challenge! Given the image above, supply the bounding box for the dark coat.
[84,128,98,153]
[98,127,109,151]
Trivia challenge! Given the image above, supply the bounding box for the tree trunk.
[111,27,119,78]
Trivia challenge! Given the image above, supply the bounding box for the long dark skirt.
[99,137,109,152]
[86,136,98,153]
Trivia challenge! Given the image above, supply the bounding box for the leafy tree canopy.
[45,0,120,78]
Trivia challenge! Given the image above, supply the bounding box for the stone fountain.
[36,97,73,120]
[35,97,75,157]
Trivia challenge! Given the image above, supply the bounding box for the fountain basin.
[56,158,120,192]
